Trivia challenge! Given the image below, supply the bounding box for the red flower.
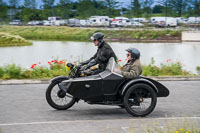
[118,59,122,62]
[125,59,128,61]
[38,62,41,64]
[48,62,51,64]
[166,59,172,63]
[30,64,37,69]
[54,60,58,63]
[59,61,63,64]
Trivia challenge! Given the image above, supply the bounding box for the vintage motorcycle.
[46,58,170,117]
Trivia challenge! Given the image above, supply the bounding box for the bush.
[0,67,4,78]
[3,64,23,79]
[196,66,200,75]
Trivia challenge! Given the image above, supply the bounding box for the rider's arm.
[80,52,97,65]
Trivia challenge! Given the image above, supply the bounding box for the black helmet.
[126,48,140,59]
[90,32,104,41]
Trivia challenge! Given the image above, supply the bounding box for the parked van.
[151,17,177,27]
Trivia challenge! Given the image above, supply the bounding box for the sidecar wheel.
[46,81,76,110]
[123,83,157,117]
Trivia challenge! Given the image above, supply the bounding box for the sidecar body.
[61,58,169,102]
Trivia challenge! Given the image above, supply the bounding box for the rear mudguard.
[121,77,169,97]
[50,76,69,83]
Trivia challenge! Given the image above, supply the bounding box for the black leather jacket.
[81,41,117,74]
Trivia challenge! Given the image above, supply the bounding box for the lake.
[0,41,200,74]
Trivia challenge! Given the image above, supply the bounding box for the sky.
[3,0,131,8]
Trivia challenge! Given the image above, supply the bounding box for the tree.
[104,0,119,17]
[55,0,72,19]
[193,0,200,16]
[141,0,154,18]
[131,0,142,17]
[9,0,20,8]
[168,0,189,17]
[0,0,8,20]
[152,5,164,14]
[42,0,55,17]
[77,0,97,19]
[24,0,37,9]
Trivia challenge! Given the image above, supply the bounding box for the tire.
[123,83,157,117]
[46,81,76,110]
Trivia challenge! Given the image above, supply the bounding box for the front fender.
[121,77,159,96]
[50,76,69,83]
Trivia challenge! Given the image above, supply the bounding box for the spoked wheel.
[46,81,76,110]
[123,83,157,117]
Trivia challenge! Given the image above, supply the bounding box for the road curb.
[0,76,200,85]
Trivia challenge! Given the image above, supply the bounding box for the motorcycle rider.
[121,48,142,79]
[80,32,117,74]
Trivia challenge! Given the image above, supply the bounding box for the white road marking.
[0,116,200,127]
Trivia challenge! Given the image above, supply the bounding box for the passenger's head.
[90,32,104,47]
[126,48,140,61]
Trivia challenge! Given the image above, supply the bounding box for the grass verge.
[0,26,181,42]
[0,32,32,47]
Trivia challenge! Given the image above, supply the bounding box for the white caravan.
[80,19,90,27]
[68,18,80,27]
[89,16,110,27]
[54,20,68,26]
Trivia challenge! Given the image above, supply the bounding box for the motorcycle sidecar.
[46,58,169,117]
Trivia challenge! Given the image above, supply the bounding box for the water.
[0,41,200,74]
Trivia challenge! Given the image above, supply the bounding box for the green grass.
[0,32,32,47]
[0,26,181,42]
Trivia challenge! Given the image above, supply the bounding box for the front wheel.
[123,83,157,117]
[46,81,76,110]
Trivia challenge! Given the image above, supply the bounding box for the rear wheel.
[123,83,157,117]
[46,81,76,110]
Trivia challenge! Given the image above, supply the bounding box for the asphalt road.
[0,81,200,133]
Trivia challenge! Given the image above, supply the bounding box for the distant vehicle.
[68,18,80,27]
[176,17,187,24]
[9,20,22,25]
[48,16,61,21]
[132,18,147,23]
[155,21,165,28]
[54,20,68,26]
[131,21,144,27]
[110,17,131,27]
[88,16,110,27]
[80,19,90,27]
[27,21,43,26]
[43,20,52,26]
[151,17,177,27]
[187,17,200,23]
